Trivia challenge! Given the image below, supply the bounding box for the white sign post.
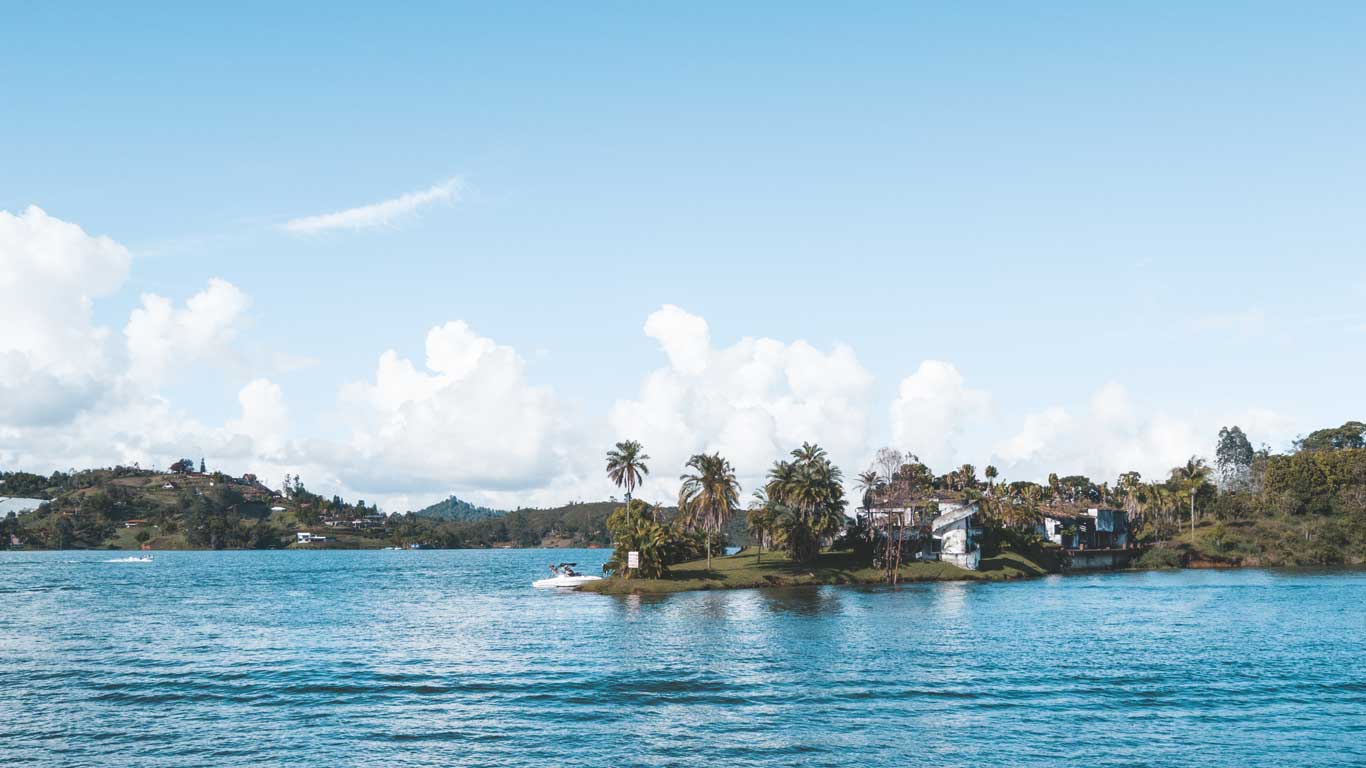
[627,551,639,570]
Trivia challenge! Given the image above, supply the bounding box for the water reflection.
[758,585,845,616]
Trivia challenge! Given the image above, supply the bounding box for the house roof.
[931,502,978,533]
[0,497,47,516]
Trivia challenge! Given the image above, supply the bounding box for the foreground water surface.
[2,550,1363,767]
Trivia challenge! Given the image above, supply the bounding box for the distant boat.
[533,562,602,589]
[106,555,153,563]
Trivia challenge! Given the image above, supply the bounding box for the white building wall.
[936,515,981,570]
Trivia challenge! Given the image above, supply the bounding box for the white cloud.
[1193,307,1265,336]
[124,278,252,387]
[610,305,875,500]
[991,382,1202,484]
[0,207,282,485]
[336,320,566,495]
[890,360,992,471]
[283,178,461,234]
[0,205,130,423]
[227,379,290,458]
[0,208,1319,514]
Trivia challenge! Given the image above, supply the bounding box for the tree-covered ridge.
[0,463,650,551]
[410,495,506,522]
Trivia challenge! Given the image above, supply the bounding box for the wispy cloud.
[284,178,461,234]
[1192,307,1265,337]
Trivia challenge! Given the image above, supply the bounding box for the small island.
[578,546,1057,594]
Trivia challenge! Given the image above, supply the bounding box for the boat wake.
[105,556,154,563]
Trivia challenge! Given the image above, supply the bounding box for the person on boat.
[562,564,578,577]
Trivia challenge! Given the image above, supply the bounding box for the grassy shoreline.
[577,547,1057,595]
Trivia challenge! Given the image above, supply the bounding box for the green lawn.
[579,546,1054,595]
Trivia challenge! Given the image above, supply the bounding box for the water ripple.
[1,550,1363,767]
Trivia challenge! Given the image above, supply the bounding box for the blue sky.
[3,3,1365,509]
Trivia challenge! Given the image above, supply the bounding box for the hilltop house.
[0,497,47,517]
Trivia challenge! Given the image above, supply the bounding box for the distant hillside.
[412,495,506,522]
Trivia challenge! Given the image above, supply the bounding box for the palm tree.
[984,465,999,489]
[1016,484,1045,531]
[958,464,977,490]
[1171,456,1211,536]
[767,444,847,564]
[678,453,741,570]
[1047,472,1062,507]
[855,469,880,518]
[746,490,774,565]
[606,440,650,529]
[791,441,828,465]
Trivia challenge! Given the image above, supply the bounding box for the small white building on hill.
[0,497,47,517]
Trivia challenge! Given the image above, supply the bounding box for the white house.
[931,501,982,570]
[1039,512,1082,548]
[295,531,329,543]
[1085,508,1128,549]
[1038,506,1129,549]
[0,497,47,517]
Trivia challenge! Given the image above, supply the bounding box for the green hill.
[411,495,505,522]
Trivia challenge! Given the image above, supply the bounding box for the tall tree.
[1170,456,1212,535]
[855,469,881,512]
[767,444,847,564]
[1215,426,1255,490]
[605,440,650,531]
[984,465,999,488]
[746,490,775,565]
[1294,421,1366,452]
[678,453,741,570]
[957,464,977,490]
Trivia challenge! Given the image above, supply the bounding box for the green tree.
[1295,421,1366,452]
[1215,426,1255,490]
[746,490,776,564]
[1170,456,1213,535]
[766,443,847,563]
[605,440,650,533]
[678,452,741,570]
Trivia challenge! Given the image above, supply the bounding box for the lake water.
[2,550,1364,767]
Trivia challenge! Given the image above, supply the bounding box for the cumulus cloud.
[610,305,875,500]
[0,205,131,422]
[890,360,991,471]
[0,206,278,482]
[124,278,252,387]
[283,178,461,234]
[227,379,290,458]
[991,382,1203,483]
[336,320,565,494]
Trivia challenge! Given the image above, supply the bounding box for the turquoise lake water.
[2,550,1364,767]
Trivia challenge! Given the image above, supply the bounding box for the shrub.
[1134,547,1184,569]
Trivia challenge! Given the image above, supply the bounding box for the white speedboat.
[533,562,602,589]
[106,555,154,563]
